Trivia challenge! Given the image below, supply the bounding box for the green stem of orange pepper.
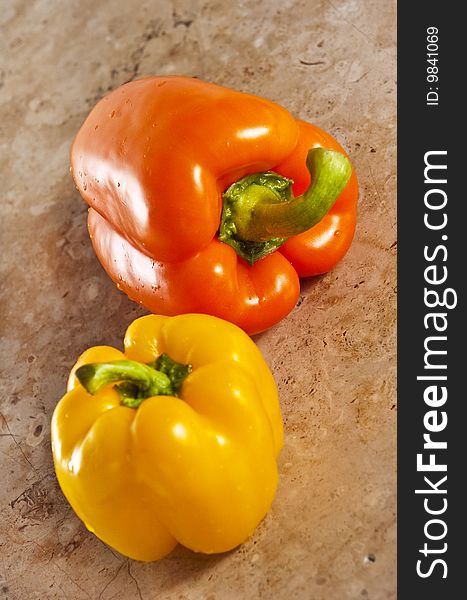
[219,148,351,265]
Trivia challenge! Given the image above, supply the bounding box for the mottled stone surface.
[0,0,396,598]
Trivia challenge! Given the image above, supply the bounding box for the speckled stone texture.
[0,0,396,598]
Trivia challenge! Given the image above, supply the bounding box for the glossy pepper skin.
[71,77,358,334]
[51,314,283,561]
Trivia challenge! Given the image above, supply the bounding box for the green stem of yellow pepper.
[76,354,192,408]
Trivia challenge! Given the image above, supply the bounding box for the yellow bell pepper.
[51,314,283,561]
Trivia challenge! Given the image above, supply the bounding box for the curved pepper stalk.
[76,354,191,408]
[219,148,352,265]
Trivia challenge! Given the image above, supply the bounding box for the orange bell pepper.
[71,76,358,334]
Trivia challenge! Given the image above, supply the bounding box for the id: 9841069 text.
[426,26,439,106]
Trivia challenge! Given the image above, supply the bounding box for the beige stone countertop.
[0,1,396,598]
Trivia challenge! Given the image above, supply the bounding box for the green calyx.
[75,354,192,409]
[218,147,352,266]
[219,172,291,265]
